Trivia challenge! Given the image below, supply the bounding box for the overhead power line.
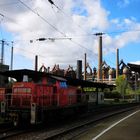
[18,0,66,36]
[18,0,97,54]
[47,0,89,34]
[1,0,116,61]
[47,0,98,53]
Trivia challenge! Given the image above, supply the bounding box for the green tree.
[116,75,128,100]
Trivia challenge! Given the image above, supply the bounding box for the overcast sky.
[0,0,140,70]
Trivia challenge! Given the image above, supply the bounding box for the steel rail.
[42,104,140,140]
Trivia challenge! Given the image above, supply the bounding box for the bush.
[104,90,121,99]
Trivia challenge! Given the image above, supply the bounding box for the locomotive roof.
[0,69,114,89]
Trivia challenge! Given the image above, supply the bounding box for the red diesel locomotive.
[0,69,108,125]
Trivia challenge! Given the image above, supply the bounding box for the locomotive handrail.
[1,92,93,109]
[7,93,33,108]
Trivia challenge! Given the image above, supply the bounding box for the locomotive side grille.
[11,95,31,108]
[22,97,31,107]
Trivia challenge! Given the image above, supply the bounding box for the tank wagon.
[0,69,112,125]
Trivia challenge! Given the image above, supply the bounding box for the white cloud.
[0,0,140,70]
[100,16,140,59]
[117,0,130,8]
[129,61,140,65]
[0,0,109,69]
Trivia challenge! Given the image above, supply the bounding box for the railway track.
[4,103,138,140]
[0,123,33,140]
[0,122,12,128]
[0,128,27,140]
[39,104,140,140]
[0,103,139,140]
[0,122,13,133]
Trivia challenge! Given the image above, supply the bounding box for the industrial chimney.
[116,48,119,79]
[35,55,38,71]
[76,60,82,80]
[1,40,4,64]
[97,35,103,81]
[84,53,87,80]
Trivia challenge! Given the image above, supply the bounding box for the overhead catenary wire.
[18,0,66,36]
[14,40,97,65]
[70,39,95,55]
[0,8,140,39]
[50,8,96,56]
[7,36,110,68]
[2,1,128,68]
[3,1,140,38]
[17,0,98,56]
[47,0,89,34]
[4,1,140,36]
[33,36,98,58]
[1,1,140,37]
[1,40,48,61]
[2,1,140,70]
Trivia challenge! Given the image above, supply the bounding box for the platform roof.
[128,63,140,73]
[0,69,114,89]
[0,69,66,82]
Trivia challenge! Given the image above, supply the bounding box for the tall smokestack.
[76,60,82,80]
[1,40,4,64]
[35,55,38,71]
[84,53,87,80]
[97,35,102,81]
[10,44,13,70]
[116,48,119,79]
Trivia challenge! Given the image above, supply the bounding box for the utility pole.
[94,33,104,82]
